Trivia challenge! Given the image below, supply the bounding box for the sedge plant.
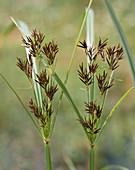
[1,0,135,169]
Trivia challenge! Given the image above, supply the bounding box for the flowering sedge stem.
[90,148,95,170]
[49,0,93,139]
[45,143,52,170]
[65,0,93,83]
[94,86,134,144]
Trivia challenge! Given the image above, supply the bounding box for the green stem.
[65,0,93,83]
[49,0,93,138]
[90,147,95,170]
[95,86,134,144]
[45,143,52,170]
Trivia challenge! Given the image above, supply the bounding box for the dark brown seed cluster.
[42,39,59,66]
[78,63,93,87]
[29,98,46,126]
[78,101,102,135]
[106,45,124,70]
[16,57,32,80]
[22,29,45,57]
[35,69,49,89]
[96,70,114,95]
[36,69,58,101]
[77,38,124,146]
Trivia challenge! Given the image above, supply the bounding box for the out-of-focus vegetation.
[0,0,135,169]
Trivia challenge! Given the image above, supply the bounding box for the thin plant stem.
[86,9,94,102]
[94,86,134,144]
[86,9,95,170]
[90,148,95,170]
[45,143,52,170]
[0,73,41,136]
[49,0,94,138]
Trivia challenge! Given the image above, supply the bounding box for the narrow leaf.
[0,73,41,136]
[95,86,134,144]
[53,72,90,140]
[104,0,135,89]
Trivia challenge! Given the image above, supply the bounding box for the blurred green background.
[0,0,135,169]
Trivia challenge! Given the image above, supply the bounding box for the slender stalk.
[49,0,94,138]
[65,0,94,83]
[94,86,134,144]
[90,148,95,170]
[86,9,94,102]
[45,143,52,170]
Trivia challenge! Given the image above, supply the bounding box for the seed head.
[106,44,124,70]
[96,70,114,95]
[36,69,49,89]
[16,57,32,79]
[78,62,93,86]
[22,29,45,57]
[45,85,58,101]
[42,39,59,66]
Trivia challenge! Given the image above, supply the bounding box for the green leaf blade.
[104,0,135,89]
[0,73,41,136]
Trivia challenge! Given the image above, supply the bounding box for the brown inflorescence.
[42,39,59,66]
[22,29,45,57]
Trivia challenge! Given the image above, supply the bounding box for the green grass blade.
[0,73,41,135]
[101,164,129,170]
[104,0,135,89]
[95,86,134,144]
[53,72,90,140]
[3,22,16,38]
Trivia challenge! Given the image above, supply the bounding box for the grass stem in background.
[104,0,135,89]
[86,9,94,102]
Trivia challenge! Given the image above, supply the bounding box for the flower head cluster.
[77,38,124,147]
[16,56,32,80]
[96,70,114,96]
[17,29,59,140]
[42,39,59,66]
[78,62,93,87]
[22,29,59,68]
[36,69,58,101]
[78,101,102,135]
[22,29,45,57]
[105,45,124,70]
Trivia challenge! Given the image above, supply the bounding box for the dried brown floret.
[106,45,124,70]
[96,70,114,95]
[42,39,59,66]
[16,57,32,79]
[45,85,58,101]
[22,29,45,57]
[78,62,93,86]
[35,69,49,89]
[88,62,99,75]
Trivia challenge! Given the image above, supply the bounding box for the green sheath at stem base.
[45,143,52,170]
[90,148,95,170]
